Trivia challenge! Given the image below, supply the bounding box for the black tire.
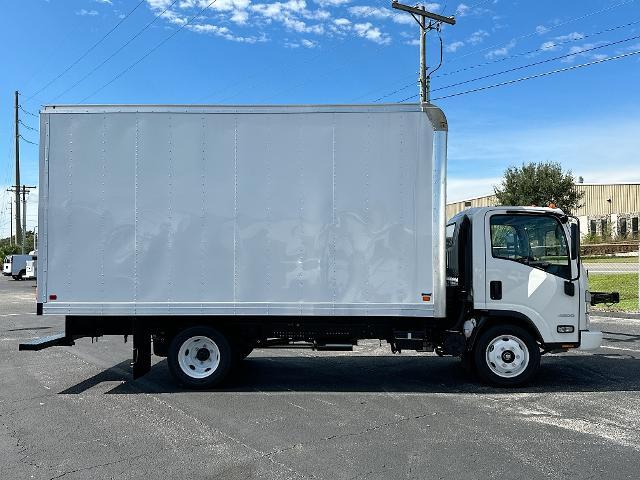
[167,326,233,389]
[473,324,540,387]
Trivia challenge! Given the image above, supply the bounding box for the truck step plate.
[19,333,75,351]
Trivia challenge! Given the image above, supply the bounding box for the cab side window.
[490,214,571,279]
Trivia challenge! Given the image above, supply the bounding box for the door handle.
[490,281,502,300]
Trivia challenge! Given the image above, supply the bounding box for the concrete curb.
[592,310,640,319]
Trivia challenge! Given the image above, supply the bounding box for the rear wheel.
[473,324,540,387]
[167,326,233,389]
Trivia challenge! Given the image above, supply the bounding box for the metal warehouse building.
[447,182,640,239]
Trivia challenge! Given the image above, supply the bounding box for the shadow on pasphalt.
[58,351,640,395]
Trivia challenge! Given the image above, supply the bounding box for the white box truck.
[3,254,34,280]
[21,104,616,388]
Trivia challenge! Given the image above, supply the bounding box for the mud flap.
[132,322,151,380]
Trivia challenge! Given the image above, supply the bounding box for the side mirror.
[570,223,579,260]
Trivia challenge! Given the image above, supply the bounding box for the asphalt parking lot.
[1,276,640,479]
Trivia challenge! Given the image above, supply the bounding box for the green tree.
[0,231,36,260]
[494,162,584,213]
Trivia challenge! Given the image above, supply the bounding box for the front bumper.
[579,330,602,351]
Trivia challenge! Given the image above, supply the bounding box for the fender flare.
[467,310,544,350]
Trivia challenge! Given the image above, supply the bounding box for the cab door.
[484,212,580,344]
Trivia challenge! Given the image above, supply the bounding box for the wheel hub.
[501,350,515,363]
[485,335,530,378]
[177,336,220,379]
[196,347,211,361]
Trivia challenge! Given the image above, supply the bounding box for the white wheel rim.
[177,336,220,379]
[485,335,530,378]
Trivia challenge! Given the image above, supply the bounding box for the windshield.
[490,214,571,279]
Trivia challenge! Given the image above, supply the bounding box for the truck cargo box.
[37,104,447,318]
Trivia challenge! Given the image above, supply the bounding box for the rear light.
[49,294,57,301]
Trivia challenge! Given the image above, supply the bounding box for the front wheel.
[473,324,540,387]
[167,326,233,389]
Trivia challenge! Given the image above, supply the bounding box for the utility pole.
[22,185,36,253]
[9,199,13,246]
[419,5,427,102]
[14,91,22,247]
[392,2,456,103]
[6,185,35,253]
[22,185,27,253]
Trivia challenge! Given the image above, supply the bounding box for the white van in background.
[25,251,37,280]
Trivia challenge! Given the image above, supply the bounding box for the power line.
[25,0,146,101]
[438,18,640,78]
[52,0,182,102]
[450,0,637,63]
[19,135,38,146]
[399,49,640,102]
[432,32,640,93]
[18,120,38,133]
[372,18,640,102]
[18,105,38,118]
[81,0,218,102]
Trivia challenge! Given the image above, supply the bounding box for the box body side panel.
[43,109,438,316]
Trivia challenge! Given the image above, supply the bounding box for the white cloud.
[535,32,584,56]
[76,9,99,16]
[230,9,249,24]
[540,41,558,52]
[95,0,113,4]
[468,29,488,46]
[561,42,606,63]
[146,0,392,47]
[348,6,413,25]
[251,1,325,34]
[446,40,464,53]
[188,23,268,43]
[555,32,584,42]
[535,25,549,35]
[455,3,469,16]
[284,37,318,48]
[353,22,390,44]
[485,39,516,58]
[315,0,351,6]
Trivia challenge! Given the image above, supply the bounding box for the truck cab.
[25,251,37,280]
[446,206,605,385]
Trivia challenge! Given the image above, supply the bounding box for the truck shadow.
[59,352,640,395]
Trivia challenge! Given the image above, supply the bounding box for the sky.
[1,0,640,237]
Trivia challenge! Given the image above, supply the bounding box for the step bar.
[19,333,76,351]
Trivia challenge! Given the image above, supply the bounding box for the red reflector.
[49,294,57,300]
